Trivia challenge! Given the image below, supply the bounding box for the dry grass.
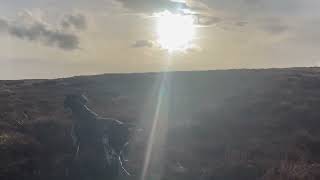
[261,161,320,180]
[1,68,320,179]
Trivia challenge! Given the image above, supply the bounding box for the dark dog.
[64,94,130,180]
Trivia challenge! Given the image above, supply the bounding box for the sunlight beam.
[141,54,172,180]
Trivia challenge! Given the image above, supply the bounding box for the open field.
[1,68,320,180]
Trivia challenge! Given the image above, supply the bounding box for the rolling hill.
[1,68,320,180]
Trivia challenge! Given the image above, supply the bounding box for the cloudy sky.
[1,0,320,79]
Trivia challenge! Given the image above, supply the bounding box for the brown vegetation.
[1,68,320,180]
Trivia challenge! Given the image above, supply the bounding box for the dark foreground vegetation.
[1,68,320,180]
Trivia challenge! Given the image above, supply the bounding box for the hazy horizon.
[2,0,320,79]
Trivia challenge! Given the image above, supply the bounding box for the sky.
[1,0,320,79]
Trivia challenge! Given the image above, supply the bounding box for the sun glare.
[155,11,195,52]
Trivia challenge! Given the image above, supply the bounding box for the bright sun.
[155,11,195,52]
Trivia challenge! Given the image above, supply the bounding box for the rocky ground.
[1,68,320,180]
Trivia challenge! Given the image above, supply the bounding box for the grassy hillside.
[1,68,320,180]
